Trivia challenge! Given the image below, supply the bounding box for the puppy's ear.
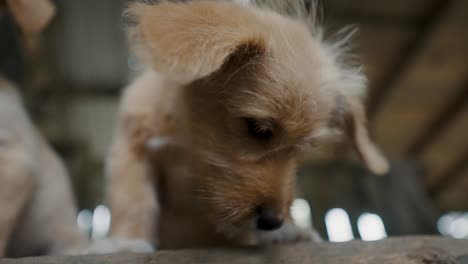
[127,1,265,82]
[332,95,389,175]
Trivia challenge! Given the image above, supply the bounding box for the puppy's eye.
[245,118,274,141]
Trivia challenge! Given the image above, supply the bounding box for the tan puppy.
[106,0,389,250]
[0,76,86,257]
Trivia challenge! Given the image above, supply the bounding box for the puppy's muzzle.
[256,206,284,231]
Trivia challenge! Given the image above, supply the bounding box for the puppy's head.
[128,0,389,238]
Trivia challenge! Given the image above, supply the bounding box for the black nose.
[256,207,284,231]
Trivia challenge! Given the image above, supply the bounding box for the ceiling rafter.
[407,80,468,157]
[430,147,468,197]
[367,0,453,120]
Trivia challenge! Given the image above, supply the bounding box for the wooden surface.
[1,236,468,264]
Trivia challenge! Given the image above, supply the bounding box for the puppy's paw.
[82,238,154,254]
[257,222,322,244]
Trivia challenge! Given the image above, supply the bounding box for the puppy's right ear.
[127,1,265,83]
[332,95,390,175]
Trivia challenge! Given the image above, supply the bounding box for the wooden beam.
[63,87,120,97]
[46,82,121,98]
[407,80,468,157]
[322,0,444,19]
[2,237,468,264]
[371,0,468,158]
[329,13,426,28]
[367,0,453,119]
[430,147,468,197]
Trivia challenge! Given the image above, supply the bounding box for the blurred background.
[1,0,467,243]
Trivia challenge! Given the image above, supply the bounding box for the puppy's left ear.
[333,95,389,175]
[126,1,265,83]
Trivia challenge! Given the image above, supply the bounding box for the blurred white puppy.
[0,76,86,257]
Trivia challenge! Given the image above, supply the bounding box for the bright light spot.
[91,205,111,240]
[325,208,354,242]
[77,209,93,234]
[438,212,459,236]
[357,212,387,241]
[437,212,468,239]
[450,217,468,239]
[291,198,312,229]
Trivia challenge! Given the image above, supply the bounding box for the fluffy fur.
[106,0,388,250]
[0,76,86,257]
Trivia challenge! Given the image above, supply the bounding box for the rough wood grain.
[1,236,468,264]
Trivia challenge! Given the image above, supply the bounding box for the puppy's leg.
[0,144,34,256]
[105,119,158,252]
